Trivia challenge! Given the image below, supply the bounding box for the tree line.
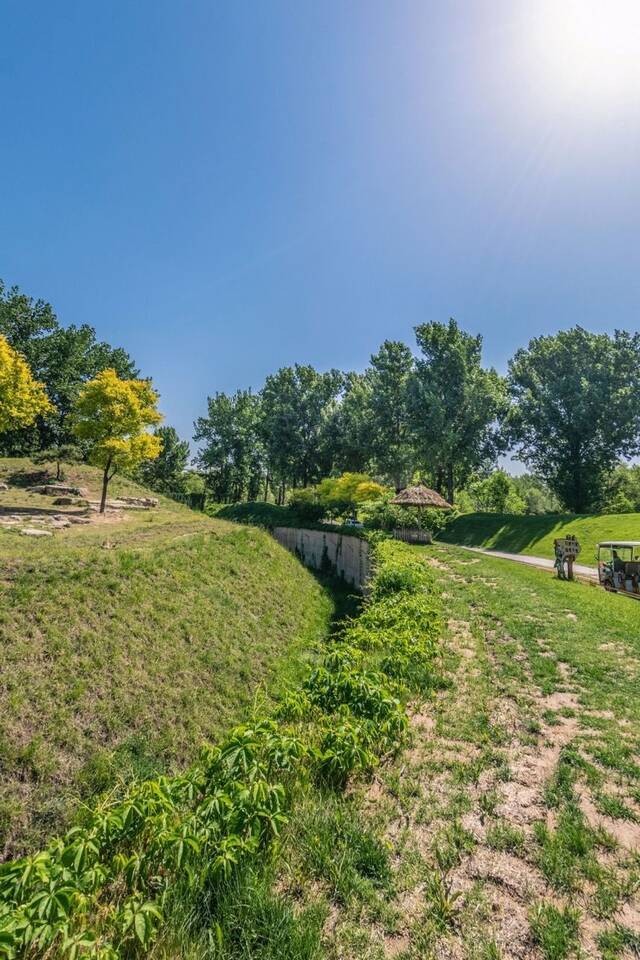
[194,322,640,514]
[3,278,640,515]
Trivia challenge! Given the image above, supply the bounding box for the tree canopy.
[409,319,507,504]
[139,426,190,497]
[0,335,53,434]
[0,280,137,453]
[507,327,640,513]
[194,390,264,502]
[72,368,162,511]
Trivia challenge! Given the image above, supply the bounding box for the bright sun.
[529,0,640,106]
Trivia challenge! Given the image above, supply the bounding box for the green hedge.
[207,500,369,537]
[0,541,443,959]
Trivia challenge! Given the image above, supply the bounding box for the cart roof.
[598,541,640,548]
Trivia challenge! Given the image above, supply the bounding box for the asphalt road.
[458,545,599,582]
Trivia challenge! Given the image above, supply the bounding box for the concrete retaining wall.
[273,527,370,593]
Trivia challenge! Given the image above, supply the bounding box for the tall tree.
[139,426,190,496]
[367,340,415,489]
[507,327,640,513]
[409,319,506,504]
[194,390,264,502]
[260,365,343,498]
[331,372,375,474]
[0,280,137,453]
[72,369,162,512]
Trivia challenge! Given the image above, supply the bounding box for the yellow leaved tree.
[72,368,163,512]
[0,334,53,433]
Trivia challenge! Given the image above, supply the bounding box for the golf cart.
[597,541,640,598]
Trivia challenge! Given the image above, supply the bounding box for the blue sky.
[2,1,639,447]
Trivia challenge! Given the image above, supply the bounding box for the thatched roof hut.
[390,484,452,510]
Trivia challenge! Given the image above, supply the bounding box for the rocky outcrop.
[29,484,89,498]
[112,496,158,508]
[87,496,158,511]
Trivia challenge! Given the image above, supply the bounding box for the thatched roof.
[390,484,452,510]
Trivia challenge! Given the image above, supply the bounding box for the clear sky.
[2,1,640,445]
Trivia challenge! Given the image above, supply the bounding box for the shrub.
[287,488,325,524]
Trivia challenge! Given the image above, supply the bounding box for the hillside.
[0,459,335,857]
[439,510,640,566]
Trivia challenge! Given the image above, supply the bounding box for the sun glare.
[529,0,640,106]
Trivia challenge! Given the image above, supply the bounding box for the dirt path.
[318,548,640,960]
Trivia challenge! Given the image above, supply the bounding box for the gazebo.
[389,484,452,543]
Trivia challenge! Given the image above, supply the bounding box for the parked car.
[343,518,363,529]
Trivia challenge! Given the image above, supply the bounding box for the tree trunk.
[100,459,112,514]
[435,468,444,496]
[446,463,454,505]
[56,459,62,482]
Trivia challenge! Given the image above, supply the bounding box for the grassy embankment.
[440,511,640,566]
[0,538,445,959]
[0,459,335,857]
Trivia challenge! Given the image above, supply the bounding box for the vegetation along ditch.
[0,538,445,959]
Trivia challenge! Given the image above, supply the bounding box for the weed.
[529,902,580,960]
[594,791,638,822]
[486,820,526,856]
[597,924,640,960]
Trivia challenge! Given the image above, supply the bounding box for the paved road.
[458,545,599,582]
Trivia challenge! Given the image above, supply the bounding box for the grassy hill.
[0,459,335,857]
[439,510,640,566]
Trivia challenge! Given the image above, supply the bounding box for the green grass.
[529,903,580,960]
[440,510,640,566]
[0,459,336,857]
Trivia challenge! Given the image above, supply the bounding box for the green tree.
[466,470,526,514]
[0,280,137,453]
[511,473,560,515]
[507,327,640,513]
[598,463,640,514]
[194,390,264,502]
[139,426,190,496]
[260,365,343,499]
[332,372,375,473]
[366,341,415,489]
[72,368,162,512]
[409,319,506,504]
[317,472,386,519]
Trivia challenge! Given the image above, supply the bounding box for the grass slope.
[0,459,335,857]
[286,545,640,959]
[440,510,640,566]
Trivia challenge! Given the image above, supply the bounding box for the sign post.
[553,535,581,581]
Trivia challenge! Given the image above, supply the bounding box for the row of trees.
[194,322,507,507]
[194,322,640,514]
[3,278,640,515]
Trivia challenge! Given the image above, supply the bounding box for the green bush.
[287,488,325,524]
